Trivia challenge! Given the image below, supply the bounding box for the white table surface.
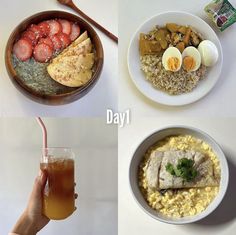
[0,118,117,235]
[0,0,118,117]
[119,118,236,235]
[119,0,236,117]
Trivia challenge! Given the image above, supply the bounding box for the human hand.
[26,170,50,230]
[11,170,49,235]
[11,170,78,235]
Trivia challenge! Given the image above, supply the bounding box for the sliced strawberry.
[33,43,53,63]
[70,23,80,41]
[47,20,62,36]
[38,21,50,37]
[50,34,62,51]
[38,37,54,49]
[28,24,43,39]
[21,30,38,46]
[13,38,33,61]
[57,33,71,49]
[59,19,72,35]
[20,36,33,47]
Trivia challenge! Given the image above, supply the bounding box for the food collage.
[0,0,236,235]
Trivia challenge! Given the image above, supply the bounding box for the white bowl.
[127,11,223,106]
[129,126,229,224]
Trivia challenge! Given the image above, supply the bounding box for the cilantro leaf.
[166,162,175,175]
[165,157,198,182]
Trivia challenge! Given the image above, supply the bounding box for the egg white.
[198,40,219,67]
[162,47,182,72]
[182,47,201,72]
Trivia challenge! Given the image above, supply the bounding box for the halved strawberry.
[13,38,33,61]
[57,33,71,49]
[38,21,50,37]
[50,34,62,51]
[21,30,38,46]
[58,19,72,35]
[33,43,53,63]
[38,37,54,49]
[47,20,62,36]
[70,23,80,41]
[28,24,43,39]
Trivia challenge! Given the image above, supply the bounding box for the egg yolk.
[183,56,196,72]
[167,57,180,71]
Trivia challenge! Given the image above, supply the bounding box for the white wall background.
[0,118,117,235]
[119,118,236,235]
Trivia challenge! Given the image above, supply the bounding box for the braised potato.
[178,26,187,34]
[139,33,162,56]
[139,23,203,56]
[176,42,185,53]
[166,23,179,32]
[155,29,168,49]
[183,27,192,45]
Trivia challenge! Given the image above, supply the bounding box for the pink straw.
[36,117,48,152]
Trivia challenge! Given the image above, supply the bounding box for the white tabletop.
[0,0,118,117]
[119,118,236,235]
[119,0,236,117]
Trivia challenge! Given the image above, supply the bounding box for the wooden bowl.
[5,11,104,105]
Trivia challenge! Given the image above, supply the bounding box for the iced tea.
[40,156,75,220]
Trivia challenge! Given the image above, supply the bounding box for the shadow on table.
[193,148,236,227]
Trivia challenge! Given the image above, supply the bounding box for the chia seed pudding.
[12,54,76,96]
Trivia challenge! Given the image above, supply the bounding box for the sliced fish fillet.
[146,151,163,189]
[145,150,219,190]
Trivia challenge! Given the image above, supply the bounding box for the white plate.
[127,11,223,106]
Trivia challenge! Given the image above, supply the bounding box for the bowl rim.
[127,11,223,106]
[5,10,104,105]
[129,125,229,224]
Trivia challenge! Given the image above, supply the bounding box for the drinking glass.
[40,147,75,220]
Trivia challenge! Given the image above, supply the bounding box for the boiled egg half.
[198,40,219,67]
[182,46,201,72]
[162,47,182,72]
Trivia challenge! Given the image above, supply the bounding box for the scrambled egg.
[139,135,220,218]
